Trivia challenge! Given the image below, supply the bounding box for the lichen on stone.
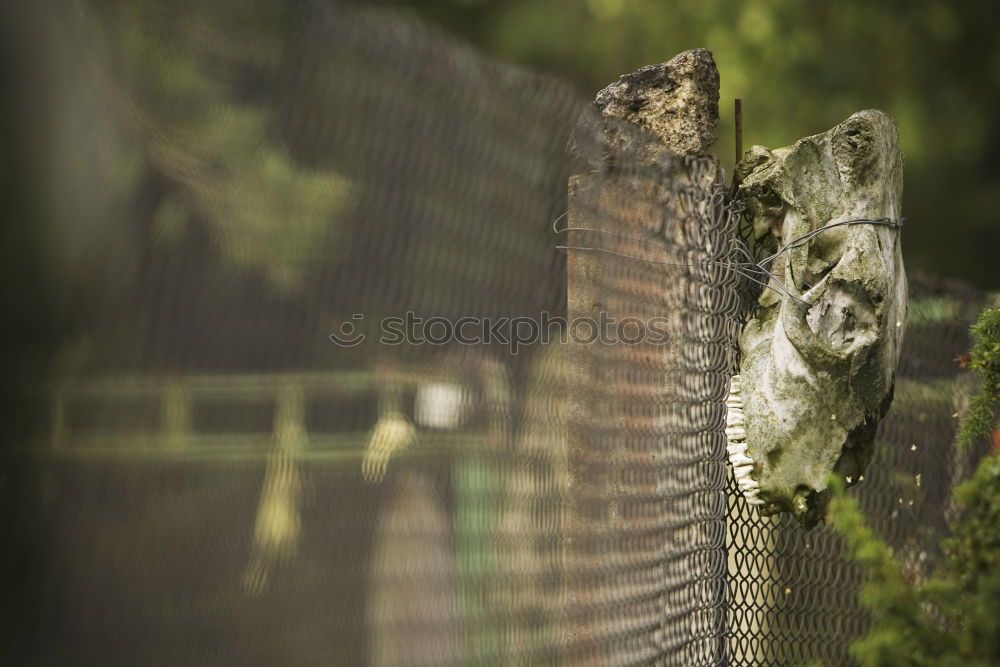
[570,49,720,168]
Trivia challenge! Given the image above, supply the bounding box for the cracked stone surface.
[570,48,720,166]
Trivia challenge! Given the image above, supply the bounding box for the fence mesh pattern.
[562,153,742,665]
[4,2,994,666]
[724,274,991,666]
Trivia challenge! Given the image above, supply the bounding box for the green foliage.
[945,448,1000,595]
[827,477,946,666]
[66,1,1000,294]
[389,0,1000,289]
[957,307,1000,449]
[828,465,1000,666]
[826,305,1000,666]
[84,0,353,294]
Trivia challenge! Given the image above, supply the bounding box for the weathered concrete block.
[570,49,720,167]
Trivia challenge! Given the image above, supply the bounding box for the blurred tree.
[85,0,352,295]
[45,0,1000,373]
[44,0,358,372]
[385,0,1000,289]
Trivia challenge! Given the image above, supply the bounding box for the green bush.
[958,306,1000,449]
[827,306,1000,666]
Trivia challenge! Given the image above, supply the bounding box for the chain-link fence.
[3,2,994,666]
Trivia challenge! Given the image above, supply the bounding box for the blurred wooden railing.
[46,370,487,461]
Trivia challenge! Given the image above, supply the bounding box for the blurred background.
[1,0,997,665]
[391,0,1000,288]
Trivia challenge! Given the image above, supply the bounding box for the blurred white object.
[415,382,468,429]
